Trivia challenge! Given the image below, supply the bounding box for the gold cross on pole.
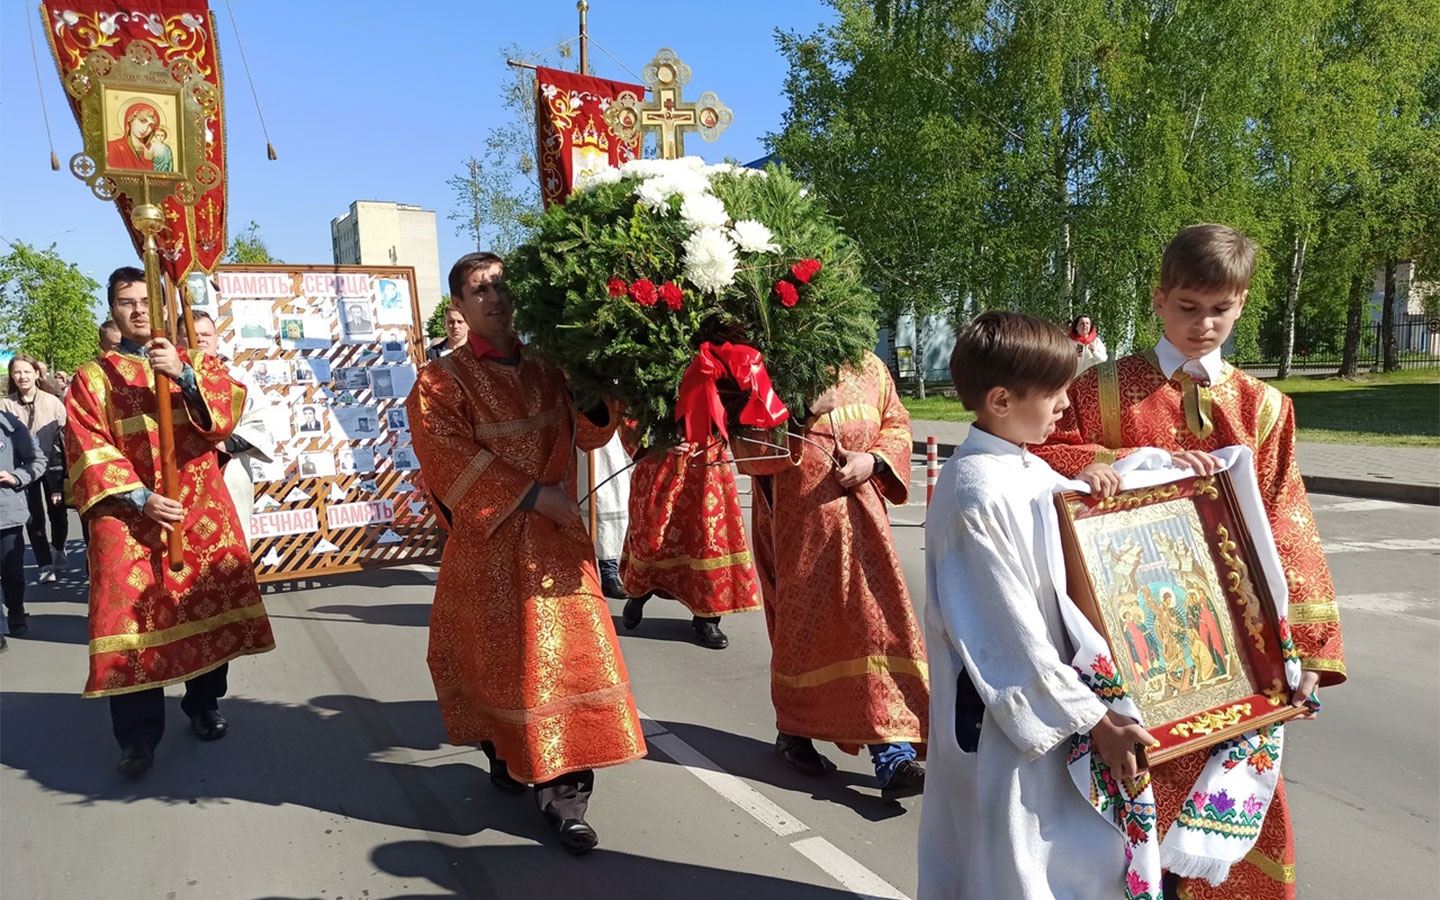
[606,48,732,159]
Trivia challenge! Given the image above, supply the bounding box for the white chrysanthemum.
[682,228,738,294]
[579,166,624,191]
[678,156,708,170]
[636,178,675,214]
[680,194,729,231]
[730,219,780,254]
[618,159,668,180]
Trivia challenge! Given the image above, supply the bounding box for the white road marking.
[645,732,810,837]
[1323,538,1440,555]
[638,713,912,900]
[1340,592,1438,619]
[791,836,912,900]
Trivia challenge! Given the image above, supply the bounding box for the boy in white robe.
[919,311,1157,900]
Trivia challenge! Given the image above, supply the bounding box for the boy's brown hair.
[949,311,1075,411]
[1159,224,1256,294]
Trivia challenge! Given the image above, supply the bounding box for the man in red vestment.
[617,431,762,650]
[407,253,645,854]
[1034,224,1345,900]
[735,353,929,800]
[66,267,273,777]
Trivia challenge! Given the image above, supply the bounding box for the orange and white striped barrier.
[926,435,939,505]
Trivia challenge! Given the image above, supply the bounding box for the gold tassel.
[50,152,60,171]
[267,142,277,160]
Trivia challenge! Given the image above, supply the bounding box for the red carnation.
[659,282,684,311]
[607,278,627,298]
[629,279,658,307]
[791,258,822,283]
[774,280,799,307]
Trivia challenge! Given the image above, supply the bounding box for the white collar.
[960,425,1033,463]
[1154,337,1223,383]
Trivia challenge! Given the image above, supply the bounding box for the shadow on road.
[648,719,910,824]
[252,840,864,900]
[0,691,538,841]
[304,603,434,627]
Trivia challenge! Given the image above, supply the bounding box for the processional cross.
[606,48,733,159]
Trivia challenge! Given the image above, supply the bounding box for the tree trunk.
[1276,228,1308,380]
[913,307,927,400]
[1337,270,1367,377]
[469,158,483,252]
[1382,257,1399,372]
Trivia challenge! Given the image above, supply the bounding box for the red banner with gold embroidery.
[42,0,227,280]
[536,67,643,209]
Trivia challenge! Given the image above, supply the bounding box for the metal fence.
[1244,318,1440,373]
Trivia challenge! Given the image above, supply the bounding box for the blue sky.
[0,0,836,310]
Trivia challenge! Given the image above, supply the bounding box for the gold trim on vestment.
[1243,846,1297,883]
[82,644,274,699]
[1257,384,1285,445]
[117,408,192,436]
[1176,370,1216,440]
[625,550,753,572]
[469,681,636,726]
[68,445,130,485]
[1287,599,1341,624]
[444,448,496,510]
[1097,360,1123,448]
[772,654,930,689]
[471,404,570,441]
[88,602,270,655]
[1300,656,1347,674]
[826,403,882,427]
[76,480,146,516]
[1094,448,1119,465]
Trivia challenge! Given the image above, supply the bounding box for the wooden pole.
[587,449,598,536]
[578,1,589,75]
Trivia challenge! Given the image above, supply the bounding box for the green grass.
[1270,370,1440,448]
[901,396,975,423]
[901,370,1440,447]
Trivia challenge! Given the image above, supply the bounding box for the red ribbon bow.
[675,342,790,444]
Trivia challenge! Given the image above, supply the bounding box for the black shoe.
[554,817,599,854]
[189,709,229,741]
[116,744,155,777]
[879,758,926,800]
[691,617,729,650]
[598,559,627,600]
[0,634,7,652]
[489,760,527,794]
[775,733,829,777]
[7,612,28,637]
[621,595,648,630]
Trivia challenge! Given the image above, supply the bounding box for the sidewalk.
[909,419,1440,505]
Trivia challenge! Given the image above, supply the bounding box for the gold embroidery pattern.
[117,408,193,436]
[444,448,497,509]
[1097,359,1123,448]
[1300,657,1347,674]
[471,404,571,441]
[89,601,270,654]
[1217,524,1269,653]
[772,654,930,690]
[625,550,753,572]
[1169,702,1251,738]
[1287,598,1340,624]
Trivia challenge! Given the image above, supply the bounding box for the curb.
[913,440,1439,506]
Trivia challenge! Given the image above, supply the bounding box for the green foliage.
[225,220,281,264]
[509,163,878,445]
[425,296,451,339]
[771,0,1440,368]
[0,242,101,372]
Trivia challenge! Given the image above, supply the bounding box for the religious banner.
[535,66,643,208]
[42,0,227,281]
[211,263,442,583]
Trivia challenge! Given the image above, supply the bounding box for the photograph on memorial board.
[391,444,421,471]
[186,271,217,314]
[252,358,293,388]
[338,446,378,475]
[279,314,333,351]
[339,299,376,342]
[375,278,414,325]
[299,452,338,478]
[256,404,294,444]
[295,404,328,435]
[369,365,417,399]
[333,405,382,439]
[231,300,278,350]
[292,357,333,386]
[248,455,290,483]
[381,340,408,362]
[385,407,409,431]
[332,366,370,391]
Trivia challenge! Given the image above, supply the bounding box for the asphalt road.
[0,481,1434,899]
